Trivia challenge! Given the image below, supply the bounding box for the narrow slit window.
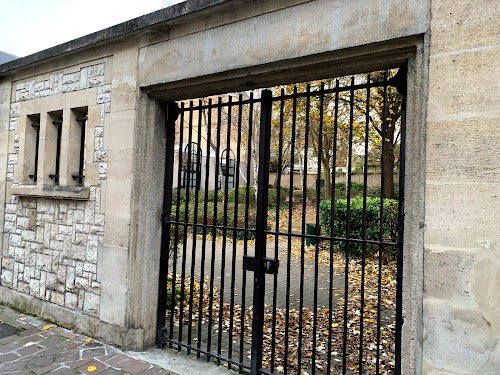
[48,111,63,184]
[27,114,40,183]
[220,148,235,189]
[71,109,87,185]
[181,142,201,190]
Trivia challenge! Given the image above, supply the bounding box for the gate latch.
[243,255,279,275]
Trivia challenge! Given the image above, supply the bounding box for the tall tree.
[351,70,403,199]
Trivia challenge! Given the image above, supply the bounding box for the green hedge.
[319,197,398,256]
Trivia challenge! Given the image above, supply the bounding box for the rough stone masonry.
[1,62,111,319]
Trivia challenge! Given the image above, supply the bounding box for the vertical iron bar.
[270,90,285,373]
[207,98,223,358]
[29,121,40,182]
[342,77,355,375]
[229,95,243,364]
[376,74,389,374]
[187,100,203,353]
[250,89,272,375]
[217,96,233,364]
[239,93,254,372]
[395,85,407,375]
[169,103,185,347]
[358,77,370,374]
[298,84,311,374]
[156,101,180,347]
[284,87,297,375]
[327,80,340,375]
[198,99,213,356]
[178,102,195,348]
[312,83,324,374]
[74,114,87,184]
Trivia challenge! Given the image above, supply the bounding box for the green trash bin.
[306,223,316,246]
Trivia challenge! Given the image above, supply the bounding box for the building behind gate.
[0,0,498,373]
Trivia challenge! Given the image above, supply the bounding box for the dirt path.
[175,237,345,311]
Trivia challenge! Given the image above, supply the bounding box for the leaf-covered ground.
[166,238,396,375]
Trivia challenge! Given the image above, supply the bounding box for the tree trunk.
[298,152,305,192]
[383,141,395,199]
[321,156,332,200]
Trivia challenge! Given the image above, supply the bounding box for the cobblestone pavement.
[0,305,176,375]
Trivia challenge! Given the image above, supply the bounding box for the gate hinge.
[243,255,279,275]
[156,327,169,348]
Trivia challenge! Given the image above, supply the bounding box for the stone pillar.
[423,1,500,373]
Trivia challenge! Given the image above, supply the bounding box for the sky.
[0,0,184,57]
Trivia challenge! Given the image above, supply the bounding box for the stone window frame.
[8,62,111,201]
[12,106,92,200]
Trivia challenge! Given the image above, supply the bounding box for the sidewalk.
[0,304,175,375]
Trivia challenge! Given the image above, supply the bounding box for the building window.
[220,148,235,189]
[46,111,63,185]
[68,107,88,185]
[26,114,40,183]
[181,142,201,190]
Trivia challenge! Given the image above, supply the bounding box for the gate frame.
[131,35,428,374]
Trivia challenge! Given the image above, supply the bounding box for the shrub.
[227,186,256,207]
[268,187,290,207]
[319,197,398,256]
[166,287,186,311]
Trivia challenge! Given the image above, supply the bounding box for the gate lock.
[243,255,279,275]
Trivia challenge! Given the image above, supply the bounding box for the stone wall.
[422,0,500,373]
[0,61,111,320]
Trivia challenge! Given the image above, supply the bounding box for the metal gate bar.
[157,69,406,375]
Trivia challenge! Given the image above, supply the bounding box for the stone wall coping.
[0,0,231,76]
[9,184,90,200]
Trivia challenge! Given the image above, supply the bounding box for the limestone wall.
[423,1,500,373]
[0,61,110,319]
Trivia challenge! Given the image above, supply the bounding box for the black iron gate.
[156,68,406,375]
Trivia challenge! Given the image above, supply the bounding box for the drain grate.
[0,322,21,339]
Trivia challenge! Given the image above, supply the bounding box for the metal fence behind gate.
[157,69,406,375]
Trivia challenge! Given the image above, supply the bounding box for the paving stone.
[2,369,33,375]
[54,330,77,339]
[0,352,21,362]
[0,359,29,372]
[47,366,76,374]
[65,357,93,369]
[95,353,119,363]
[35,345,68,357]
[104,353,136,369]
[58,340,81,351]
[139,367,171,375]
[75,359,107,374]
[27,355,55,368]
[17,334,45,345]
[16,343,43,356]
[0,341,24,352]
[54,350,80,363]
[93,368,122,375]
[82,347,106,359]
[83,340,103,348]
[120,359,151,374]
[19,327,42,337]
[0,334,21,345]
[38,336,67,348]
[0,307,176,375]
[31,363,59,374]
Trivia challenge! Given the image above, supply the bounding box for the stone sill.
[10,185,90,200]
